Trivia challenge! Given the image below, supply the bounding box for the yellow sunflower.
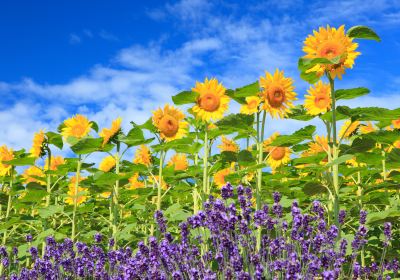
[259,69,297,118]
[99,117,122,146]
[360,122,376,134]
[240,96,261,115]
[44,156,65,171]
[133,145,152,166]
[149,175,168,190]
[263,132,280,152]
[213,166,233,188]
[30,130,46,158]
[392,118,400,129]
[303,25,360,80]
[304,81,331,115]
[99,155,116,172]
[22,166,45,185]
[192,78,230,122]
[339,120,360,139]
[267,146,291,169]
[392,140,400,149]
[61,114,92,139]
[0,145,14,176]
[218,136,239,153]
[100,192,111,199]
[168,154,189,171]
[65,176,87,205]
[346,157,366,167]
[127,173,145,190]
[152,105,188,142]
[303,135,329,156]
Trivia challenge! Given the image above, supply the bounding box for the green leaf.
[237,150,254,165]
[19,183,47,203]
[342,137,376,154]
[90,121,99,132]
[234,81,259,97]
[336,106,400,122]
[347,25,381,42]
[287,105,315,121]
[298,57,341,83]
[326,154,354,167]
[70,138,103,154]
[119,126,154,146]
[92,171,121,186]
[220,151,237,163]
[172,90,198,105]
[46,132,63,149]
[4,156,35,166]
[216,114,255,133]
[270,125,316,147]
[335,87,370,100]
[364,130,400,145]
[37,205,64,218]
[303,181,327,196]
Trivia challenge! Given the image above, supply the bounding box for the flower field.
[0,24,399,279]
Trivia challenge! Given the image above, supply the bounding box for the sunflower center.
[199,93,220,112]
[267,87,285,108]
[271,147,286,160]
[314,94,329,109]
[71,125,86,137]
[159,115,179,137]
[319,41,342,59]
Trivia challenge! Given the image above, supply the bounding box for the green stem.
[112,145,120,247]
[157,149,164,211]
[203,127,209,196]
[71,155,82,241]
[2,169,13,246]
[256,110,266,251]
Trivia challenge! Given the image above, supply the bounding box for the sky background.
[1,0,400,156]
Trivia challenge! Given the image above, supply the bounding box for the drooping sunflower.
[99,117,122,146]
[191,78,230,122]
[213,166,233,188]
[152,105,188,142]
[0,145,14,176]
[218,136,239,153]
[339,120,360,139]
[133,145,152,166]
[127,173,145,190]
[30,130,46,158]
[303,25,360,80]
[22,166,45,185]
[304,81,331,115]
[65,176,88,205]
[240,96,261,115]
[168,154,189,171]
[360,122,376,134]
[99,155,116,172]
[44,155,65,171]
[392,118,400,129]
[303,135,329,156]
[61,114,92,139]
[259,69,297,118]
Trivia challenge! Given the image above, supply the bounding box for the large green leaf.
[303,181,327,196]
[341,137,376,154]
[46,132,63,149]
[269,125,316,147]
[172,90,198,105]
[234,81,259,97]
[336,106,400,122]
[347,25,381,42]
[216,114,255,132]
[4,156,35,166]
[19,183,47,203]
[326,154,354,167]
[237,150,254,165]
[38,205,64,218]
[335,87,370,100]
[119,126,154,146]
[70,138,103,154]
[364,130,400,145]
[287,105,315,121]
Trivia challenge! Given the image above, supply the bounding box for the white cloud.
[69,33,81,44]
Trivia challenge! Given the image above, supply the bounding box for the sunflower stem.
[256,110,266,251]
[2,168,13,246]
[157,149,164,211]
[71,155,82,241]
[203,126,209,197]
[112,144,120,248]
[42,149,52,257]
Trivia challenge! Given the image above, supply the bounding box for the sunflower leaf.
[234,81,260,97]
[347,25,381,42]
[269,125,316,147]
[46,132,63,149]
[287,105,315,121]
[172,91,198,105]
[326,154,354,167]
[70,138,103,154]
[335,87,370,100]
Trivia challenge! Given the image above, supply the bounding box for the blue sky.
[1,0,400,152]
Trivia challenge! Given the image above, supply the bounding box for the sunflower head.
[218,136,239,153]
[303,25,360,80]
[360,122,376,134]
[99,192,111,199]
[127,173,145,190]
[0,145,14,176]
[149,175,168,190]
[99,155,116,172]
[65,176,87,205]
[168,154,189,171]
[62,114,92,139]
[30,130,47,158]
[259,69,297,118]
[152,105,188,142]
[133,145,152,166]
[263,132,280,152]
[22,166,45,185]
[267,147,291,170]
[392,118,400,129]
[339,120,360,139]
[303,135,329,156]
[240,96,261,115]
[346,157,366,168]
[304,81,331,115]
[99,117,122,146]
[213,166,233,188]
[192,78,230,122]
[45,156,65,171]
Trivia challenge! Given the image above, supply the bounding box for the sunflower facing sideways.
[392,118,400,129]
[303,25,360,80]
[0,145,14,176]
[44,155,65,171]
[65,176,88,205]
[30,130,46,158]
[213,163,235,188]
[303,135,329,157]
[339,120,360,139]
[99,117,122,146]
[168,154,189,171]
[191,78,230,122]
[22,166,45,185]
[133,145,152,167]
[99,155,116,172]
[240,96,261,115]
[259,69,297,118]
[304,81,331,115]
[217,136,239,153]
[61,114,92,139]
[152,105,188,142]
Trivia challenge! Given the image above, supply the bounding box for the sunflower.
[149,175,168,190]
[218,136,239,153]
[360,122,376,134]
[22,166,45,185]
[240,96,261,115]
[0,145,14,176]
[100,192,111,199]
[339,120,360,139]
[133,145,152,166]
[152,105,188,142]
[392,118,400,129]
[346,157,366,167]
[65,176,87,205]
[213,166,233,188]
[304,81,331,115]
[263,132,280,152]
[303,25,360,80]
[267,146,291,169]
[127,173,145,190]
[30,130,46,158]
[61,114,92,139]
[99,155,116,172]
[259,69,297,118]
[192,78,230,122]
[303,135,329,156]
[168,154,189,171]
[44,156,65,171]
[99,117,122,146]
